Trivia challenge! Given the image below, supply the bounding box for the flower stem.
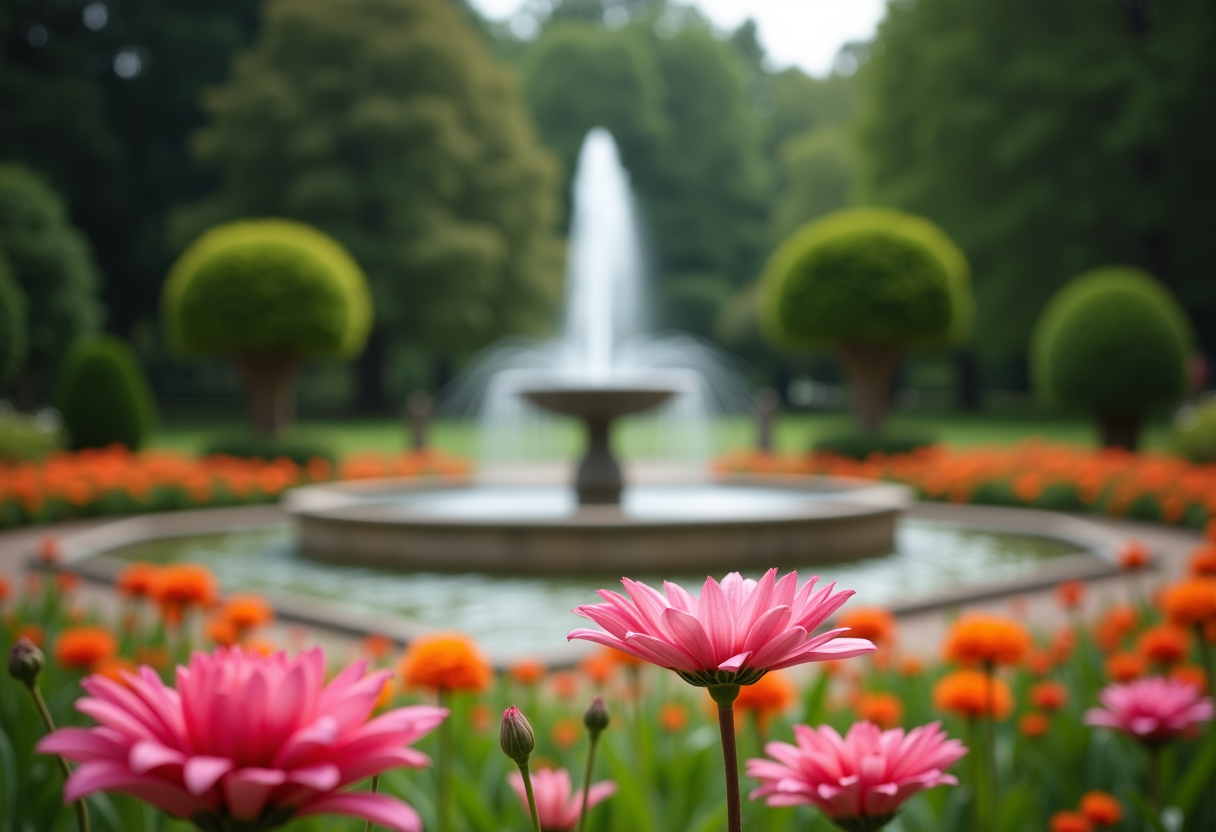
[709,684,742,832]
[517,762,542,832]
[1149,744,1163,812]
[26,683,89,832]
[1197,625,1214,691]
[364,775,379,832]
[438,689,452,832]
[983,662,998,822]
[968,717,982,831]
[578,730,601,832]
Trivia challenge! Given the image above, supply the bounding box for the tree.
[56,336,158,450]
[770,128,856,245]
[164,219,372,435]
[0,256,27,391]
[857,0,1215,381]
[761,208,971,434]
[1031,267,1190,450]
[182,0,564,409]
[0,164,102,402]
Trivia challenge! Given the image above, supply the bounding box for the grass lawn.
[148,410,1171,459]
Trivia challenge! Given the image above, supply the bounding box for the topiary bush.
[55,336,158,450]
[0,256,28,391]
[163,219,372,436]
[761,208,971,434]
[1032,266,1191,450]
[1170,397,1216,463]
[202,433,337,468]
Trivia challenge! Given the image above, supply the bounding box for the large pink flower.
[1084,676,1214,745]
[507,767,616,832]
[37,647,447,832]
[568,569,876,686]
[747,721,967,832]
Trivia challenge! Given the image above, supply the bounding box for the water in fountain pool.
[106,520,1080,661]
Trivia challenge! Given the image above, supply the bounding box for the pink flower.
[37,647,447,832]
[568,569,876,686]
[747,721,967,832]
[507,767,616,832]
[1084,676,1214,745]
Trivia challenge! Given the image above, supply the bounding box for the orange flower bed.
[714,441,1216,528]
[0,445,471,528]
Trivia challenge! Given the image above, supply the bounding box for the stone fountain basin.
[282,474,914,574]
[521,385,675,420]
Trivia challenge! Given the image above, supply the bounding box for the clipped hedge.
[813,432,938,460]
[0,256,27,389]
[163,219,372,359]
[1032,267,1190,417]
[55,336,158,450]
[201,433,338,468]
[761,207,971,347]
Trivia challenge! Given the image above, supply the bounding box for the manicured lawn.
[148,410,1171,458]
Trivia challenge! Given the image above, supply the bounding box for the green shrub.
[1032,266,1191,448]
[55,336,158,450]
[202,433,337,467]
[813,432,938,460]
[761,207,971,348]
[0,256,27,389]
[1172,398,1216,463]
[0,405,63,461]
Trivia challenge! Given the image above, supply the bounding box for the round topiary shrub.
[761,208,971,434]
[1171,398,1216,464]
[163,219,372,435]
[1032,267,1191,450]
[55,336,158,450]
[0,256,28,391]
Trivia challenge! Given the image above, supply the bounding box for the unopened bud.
[499,706,535,764]
[8,637,44,686]
[584,695,609,738]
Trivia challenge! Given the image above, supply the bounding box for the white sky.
[469,0,889,77]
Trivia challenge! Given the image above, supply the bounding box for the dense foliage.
[0,256,27,389]
[1173,399,1216,465]
[184,0,565,404]
[55,336,159,450]
[859,0,1215,382]
[1032,267,1190,449]
[0,164,102,396]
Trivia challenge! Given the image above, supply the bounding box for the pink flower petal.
[297,791,423,832]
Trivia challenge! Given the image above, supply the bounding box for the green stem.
[1148,744,1163,812]
[517,762,542,832]
[968,717,982,831]
[439,689,452,832]
[1197,626,1214,691]
[983,662,998,822]
[364,775,379,832]
[577,732,601,832]
[709,684,742,832]
[27,684,90,832]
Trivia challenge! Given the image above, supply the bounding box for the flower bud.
[8,637,44,686]
[584,695,610,738]
[499,706,535,764]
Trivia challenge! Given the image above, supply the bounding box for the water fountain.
[283,129,912,571]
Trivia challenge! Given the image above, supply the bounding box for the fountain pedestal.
[522,386,674,505]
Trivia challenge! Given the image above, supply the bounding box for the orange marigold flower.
[837,607,896,647]
[205,615,239,647]
[551,671,579,699]
[1118,540,1150,570]
[152,564,218,610]
[659,702,689,732]
[1019,712,1050,738]
[0,575,9,604]
[855,692,903,729]
[244,638,277,657]
[1053,627,1076,662]
[1095,606,1138,652]
[400,631,492,693]
[469,703,492,733]
[579,650,616,685]
[93,658,137,686]
[1027,649,1054,676]
[1029,680,1068,712]
[16,623,45,647]
[116,562,160,598]
[1104,651,1147,682]
[1079,791,1122,826]
[134,646,169,668]
[932,669,1013,720]
[551,717,581,749]
[1170,665,1208,694]
[1190,544,1216,577]
[510,659,546,686]
[54,626,118,670]
[55,571,80,594]
[222,594,274,631]
[898,656,923,677]
[1051,810,1093,832]
[1056,580,1085,610]
[375,677,395,710]
[38,535,60,563]
[942,613,1032,667]
[734,671,796,729]
[1161,577,1216,628]
[362,634,395,659]
[1137,624,1191,667]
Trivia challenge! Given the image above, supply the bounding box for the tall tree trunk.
[838,343,901,436]
[1097,412,1142,451]
[955,349,981,411]
[353,328,388,414]
[235,353,298,437]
